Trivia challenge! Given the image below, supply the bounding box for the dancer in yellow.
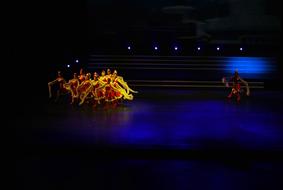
[91,72,105,106]
[110,70,134,101]
[115,72,138,94]
[63,73,80,104]
[78,73,93,105]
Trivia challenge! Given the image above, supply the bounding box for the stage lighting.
[174,46,178,50]
[128,46,131,50]
[67,64,70,68]
[154,46,158,50]
[226,57,272,78]
[240,47,243,51]
[197,47,201,51]
[217,47,220,51]
[75,59,79,63]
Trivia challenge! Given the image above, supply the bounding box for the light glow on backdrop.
[226,57,275,78]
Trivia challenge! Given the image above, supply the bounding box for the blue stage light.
[226,57,274,78]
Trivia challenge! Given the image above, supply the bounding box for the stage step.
[127,80,264,89]
[86,54,276,88]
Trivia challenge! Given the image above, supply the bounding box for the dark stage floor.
[16,89,283,189]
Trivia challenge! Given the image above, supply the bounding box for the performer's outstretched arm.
[48,79,58,98]
[79,84,94,105]
[239,77,250,96]
[117,77,138,94]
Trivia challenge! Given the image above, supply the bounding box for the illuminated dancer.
[78,73,93,105]
[222,70,250,103]
[78,68,86,83]
[99,70,107,83]
[106,68,112,78]
[63,73,80,104]
[110,70,135,101]
[91,72,105,105]
[103,70,118,104]
[48,71,68,101]
[106,70,124,107]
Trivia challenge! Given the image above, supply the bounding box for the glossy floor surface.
[16,89,283,189]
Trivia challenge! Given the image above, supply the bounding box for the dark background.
[10,0,282,109]
[11,0,281,69]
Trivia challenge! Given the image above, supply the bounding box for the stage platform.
[16,89,283,189]
[19,89,283,150]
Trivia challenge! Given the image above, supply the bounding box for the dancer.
[99,70,107,83]
[110,70,134,101]
[78,68,86,83]
[93,72,105,103]
[106,68,112,77]
[78,73,93,105]
[115,71,138,94]
[64,73,80,104]
[48,71,67,101]
[222,70,250,103]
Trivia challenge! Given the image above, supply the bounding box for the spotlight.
[217,47,220,51]
[197,47,201,51]
[128,46,131,50]
[154,46,158,50]
[75,59,79,63]
[240,47,243,51]
[67,64,70,68]
[174,46,178,50]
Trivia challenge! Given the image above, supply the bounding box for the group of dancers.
[48,68,250,106]
[48,68,138,107]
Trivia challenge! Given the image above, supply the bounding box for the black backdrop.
[10,0,282,108]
